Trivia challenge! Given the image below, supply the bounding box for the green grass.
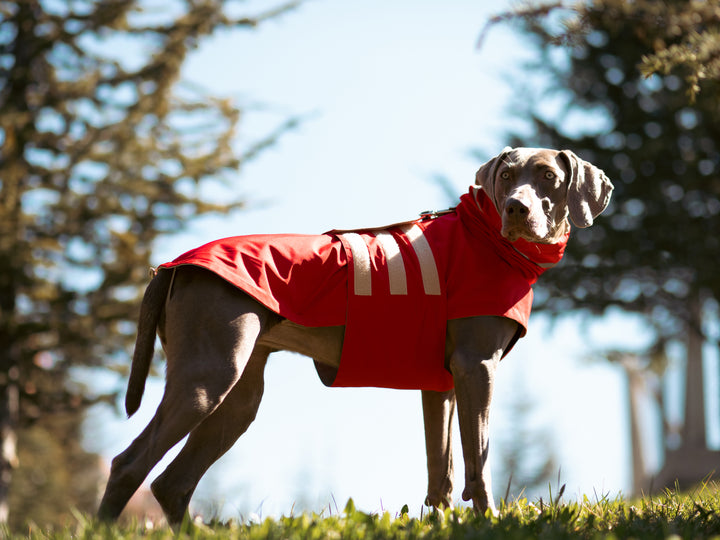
[6,486,720,539]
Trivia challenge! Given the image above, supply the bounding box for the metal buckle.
[419,208,455,220]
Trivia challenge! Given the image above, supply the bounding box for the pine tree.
[0,0,299,524]
[488,0,720,492]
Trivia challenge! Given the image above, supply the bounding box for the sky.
[84,0,664,520]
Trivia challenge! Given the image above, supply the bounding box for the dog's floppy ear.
[475,146,512,203]
[560,150,614,228]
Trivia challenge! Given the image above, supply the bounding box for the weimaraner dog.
[98,147,613,523]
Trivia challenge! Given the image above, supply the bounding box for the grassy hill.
[6,485,720,539]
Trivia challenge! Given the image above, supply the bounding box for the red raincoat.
[159,186,568,391]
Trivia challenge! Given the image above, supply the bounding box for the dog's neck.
[461,186,568,275]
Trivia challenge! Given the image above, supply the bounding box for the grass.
[5,486,720,539]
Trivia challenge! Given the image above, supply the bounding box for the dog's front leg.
[447,316,519,515]
[422,389,456,508]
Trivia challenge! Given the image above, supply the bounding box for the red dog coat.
[159,186,568,391]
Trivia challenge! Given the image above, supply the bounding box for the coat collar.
[456,186,568,280]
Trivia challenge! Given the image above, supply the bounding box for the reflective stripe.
[510,245,558,269]
[375,232,407,295]
[340,226,441,297]
[339,233,372,296]
[400,223,441,295]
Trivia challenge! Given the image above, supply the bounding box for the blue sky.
[84,0,661,519]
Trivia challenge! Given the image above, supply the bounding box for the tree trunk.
[0,375,19,524]
[682,294,706,449]
[624,358,647,495]
[653,293,720,491]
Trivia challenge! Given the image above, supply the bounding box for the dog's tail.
[125,268,172,417]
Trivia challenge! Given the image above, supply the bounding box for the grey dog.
[98,147,613,523]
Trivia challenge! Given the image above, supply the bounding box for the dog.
[98,147,613,523]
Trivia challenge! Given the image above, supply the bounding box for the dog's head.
[475,147,614,244]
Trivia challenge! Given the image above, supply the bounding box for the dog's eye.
[500,171,510,180]
[544,171,556,180]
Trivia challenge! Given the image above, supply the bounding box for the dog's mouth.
[501,218,549,244]
[502,226,536,243]
[502,229,521,242]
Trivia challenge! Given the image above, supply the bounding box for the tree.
[8,410,104,531]
[484,0,720,492]
[479,0,720,100]
[0,0,299,526]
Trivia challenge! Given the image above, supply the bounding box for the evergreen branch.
[476,1,569,50]
[229,1,304,28]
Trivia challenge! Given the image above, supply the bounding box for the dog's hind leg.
[150,345,270,524]
[99,269,272,522]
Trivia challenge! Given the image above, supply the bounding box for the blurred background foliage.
[2,0,719,530]
[484,0,720,494]
[0,0,298,529]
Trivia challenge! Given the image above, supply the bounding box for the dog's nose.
[505,198,529,217]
